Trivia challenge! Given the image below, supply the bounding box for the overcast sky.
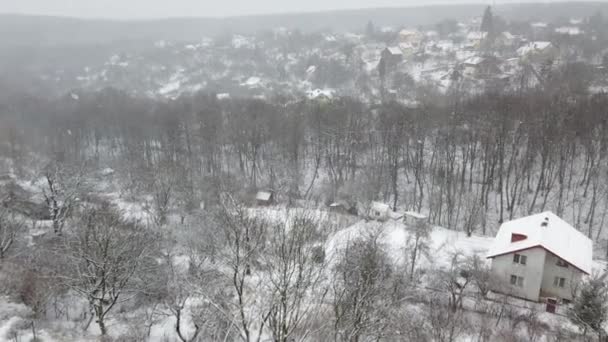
[0,0,590,19]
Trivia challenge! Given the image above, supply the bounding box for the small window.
[554,277,566,288]
[510,275,524,287]
[513,254,526,265]
[556,259,569,268]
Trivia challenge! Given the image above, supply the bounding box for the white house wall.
[540,252,583,301]
[490,247,547,301]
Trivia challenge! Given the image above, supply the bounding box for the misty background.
[0,0,594,18]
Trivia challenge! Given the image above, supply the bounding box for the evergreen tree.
[480,6,497,52]
[568,277,608,339]
[480,6,494,34]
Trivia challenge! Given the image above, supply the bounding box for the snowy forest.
[1,2,608,341]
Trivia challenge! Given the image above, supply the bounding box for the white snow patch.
[242,76,262,87]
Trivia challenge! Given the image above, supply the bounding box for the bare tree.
[263,211,328,342]
[0,208,23,260]
[151,174,173,226]
[41,162,85,234]
[466,254,495,299]
[58,205,159,336]
[331,232,397,342]
[215,194,271,342]
[425,294,470,342]
[406,217,431,281]
[433,252,472,312]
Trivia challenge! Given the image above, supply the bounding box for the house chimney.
[541,217,549,227]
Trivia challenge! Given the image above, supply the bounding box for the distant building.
[398,43,416,58]
[379,47,405,76]
[462,56,501,78]
[487,212,592,303]
[555,27,583,36]
[495,31,518,47]
[255,191,274,206]
[398,29,425,46]
[517,41,558,64]
[328,200,358,216]
[466,31,487,49]
[382,47,404,63]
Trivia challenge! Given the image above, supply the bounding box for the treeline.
[2,82,608,241]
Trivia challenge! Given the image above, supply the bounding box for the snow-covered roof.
[531,22,548,28]
[242,76,262,87]
[466,31,487,40]
[386,46,403,56]
[307,88,334,100]
[464,56,485,65]
[256,191,272,202]
[399,42,415,50]
[555,27,583,35]
[501,31,515,40]
[389,210,405,220]
[487,211,593,274]
[100,168,114,176]
[570,18,583,25]
[399,29,419,36]
[405,211,428,220]
[517,41,553,56]
[371,201,390,213]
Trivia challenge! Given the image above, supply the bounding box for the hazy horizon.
[0,0,600,19]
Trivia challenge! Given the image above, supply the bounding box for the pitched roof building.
[487,212,592,302]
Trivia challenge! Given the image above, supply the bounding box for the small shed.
[329,200,358,216]
[369,201,391,221]
[256,191,274,206]
[404,211,428,226]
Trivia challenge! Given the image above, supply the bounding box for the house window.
[513,254,527,265]
[511,233,527,242]
[554,277,566,288]
[556,259,569,268]
[510,275,524,287]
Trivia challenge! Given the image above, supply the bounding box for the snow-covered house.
[487,212,592,302]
